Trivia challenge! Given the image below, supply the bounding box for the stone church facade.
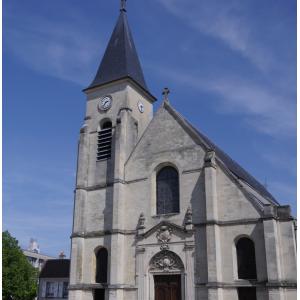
[69,4,297,300]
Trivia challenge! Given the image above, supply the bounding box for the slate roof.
[39,259,70,278]
[164,102,279,206]
[86,10,149,95]
[191,123,278,205]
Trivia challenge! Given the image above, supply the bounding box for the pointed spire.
[86,6,151,96]
[120,0,127,12]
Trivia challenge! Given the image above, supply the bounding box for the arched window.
[236,237,257,279]
[95,248,108,283]
[97,121,112,160]
[156,166,179,215]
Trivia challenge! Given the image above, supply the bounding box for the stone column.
[72,122,88,235]
[208,288,223,300]
[69,237,85,300]
[136,247,145,300]
[71,237,84,284]
[204,150,223,300]
[267,288,284,300]
[184,244,195,299]
[263,206,283,300]
[108,115,126,300]
[76,123,89,187]
[263,219,282,282]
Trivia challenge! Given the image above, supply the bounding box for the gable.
[162,102,279,207]
[125,102,206,181]
[137,221,193,245]
[124,100,279,221]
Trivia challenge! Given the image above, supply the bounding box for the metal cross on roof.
[120,0,127,12]
[162,87,170,102]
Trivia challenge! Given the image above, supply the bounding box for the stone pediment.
[143,221,187,238]
[138,221,193,248]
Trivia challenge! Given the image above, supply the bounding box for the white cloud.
[260,152,296,176]
[268,181,296,203]
[152,66,296,138]
[156,0,280,71]
[4,12,100,86]
[152,0,295,139]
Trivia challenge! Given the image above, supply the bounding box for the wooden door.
[154,275,181,300]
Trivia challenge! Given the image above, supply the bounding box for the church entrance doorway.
[154,274,181,300]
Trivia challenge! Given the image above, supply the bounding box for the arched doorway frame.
[148,250,185,300]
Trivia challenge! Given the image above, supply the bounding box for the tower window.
[95,248,108,283]
[237,287,257,300]
[156,166,179,215]
[236,237,257,279]
[94,289,105,300]
[97,121,112,160]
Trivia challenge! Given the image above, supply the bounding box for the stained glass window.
[156,167,179,215]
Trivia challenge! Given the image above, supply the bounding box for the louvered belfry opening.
[156,166,180,215]
[97,121,112,161]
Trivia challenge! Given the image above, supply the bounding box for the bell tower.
[69,3,156,300]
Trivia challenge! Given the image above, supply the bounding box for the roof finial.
[120,0,127,12]
[162,87,170,102]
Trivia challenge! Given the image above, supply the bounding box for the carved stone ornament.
[160,244,169,251]
[156,226,172,243]
[149,250,184,272]
[138,213,146,229]
[185,207,192,225]
[204,150,216,168]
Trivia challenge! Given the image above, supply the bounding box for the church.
[68,3,297,300]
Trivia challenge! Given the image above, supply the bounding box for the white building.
[23,239,54,271]
[38,259,70,300]
[68,3,296,300]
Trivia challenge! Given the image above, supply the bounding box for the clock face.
[99,96,112,111]
[137,101,144,113]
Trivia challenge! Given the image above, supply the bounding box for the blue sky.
[3,0,296,257]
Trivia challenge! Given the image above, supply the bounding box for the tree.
[2,231,38,300]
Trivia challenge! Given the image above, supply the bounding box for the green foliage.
[2,231,38,300]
